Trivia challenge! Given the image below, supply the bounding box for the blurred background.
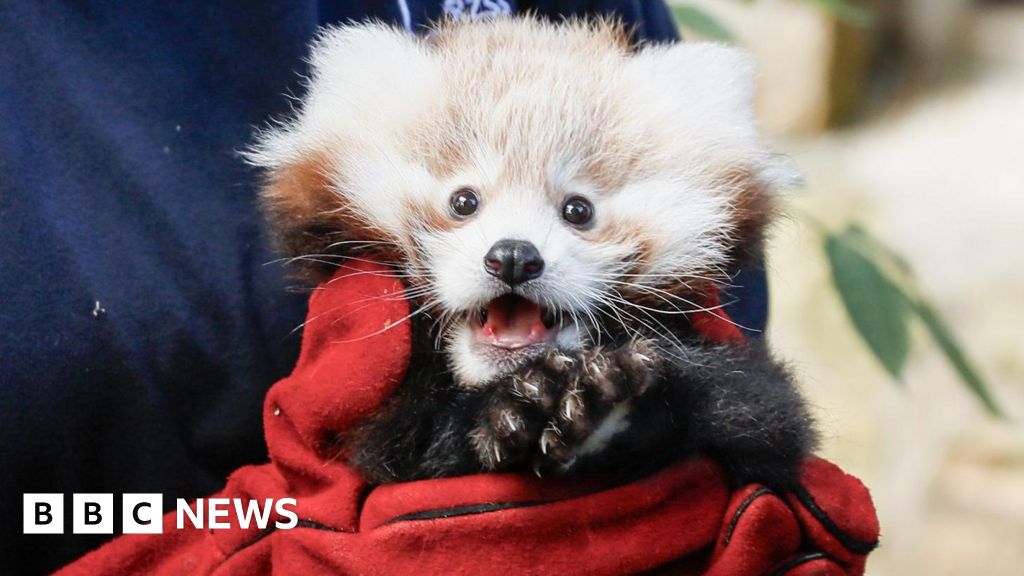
[668,0,1024,574]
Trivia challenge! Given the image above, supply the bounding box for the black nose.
[484,239,544,286]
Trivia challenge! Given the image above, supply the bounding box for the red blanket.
[58,261,878,575]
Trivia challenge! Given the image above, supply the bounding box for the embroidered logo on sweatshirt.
[443,0,512,20]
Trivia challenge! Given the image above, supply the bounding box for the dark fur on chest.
[345,312,816,491]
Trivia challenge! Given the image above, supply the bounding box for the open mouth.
[471,294,559,350]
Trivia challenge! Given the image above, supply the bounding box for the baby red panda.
[246,17,815,489]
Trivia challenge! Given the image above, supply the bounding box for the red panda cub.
[247,17,815,489]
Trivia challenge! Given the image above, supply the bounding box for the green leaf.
[912,300,1005,417]
[803,0,875,27]
[671,5,734,42]
[845,224,913,275]
[825,232,913,378]
[827,222,1003,414]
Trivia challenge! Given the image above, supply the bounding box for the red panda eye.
[562,196,594,226]
[450,187,480,217]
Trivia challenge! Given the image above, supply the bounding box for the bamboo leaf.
[671,5,734,42]
[825,232,912,378]
[912,300,1005,417]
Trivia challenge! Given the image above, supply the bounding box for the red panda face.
[248,18,798,385]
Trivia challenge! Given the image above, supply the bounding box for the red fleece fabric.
[58,262,879,575]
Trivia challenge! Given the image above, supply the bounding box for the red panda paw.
[470,341,662,476]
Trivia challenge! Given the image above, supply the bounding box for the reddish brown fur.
[260,153,403,281]
[581,144,645,192]
[416,104,470,179]
[400,197,457,234]
[718,166,775,265]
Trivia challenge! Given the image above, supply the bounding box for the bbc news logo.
[24,494,298,534]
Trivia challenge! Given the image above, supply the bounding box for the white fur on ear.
[628,42,755,115]
[758,155,804,191]
[246,22,443,169]
[623,42,801,191]
[625,42,757,138]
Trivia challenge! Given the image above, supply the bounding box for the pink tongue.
[482,295,546,347]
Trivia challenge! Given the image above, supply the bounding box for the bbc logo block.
[23,494,63,534]
[73,493,113,534]
[23,494,297,534]
[24,493,163,535]
[123,493,163,534]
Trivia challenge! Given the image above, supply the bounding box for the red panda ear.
[247,23,440,173]
[625,42,759,135]
[245,23,442,282]
[626,42,802,266]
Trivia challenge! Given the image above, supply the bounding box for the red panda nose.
[484,239,544,286]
